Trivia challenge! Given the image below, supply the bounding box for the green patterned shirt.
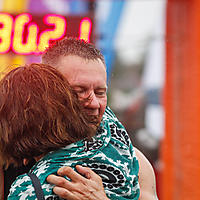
[8,107,140,200]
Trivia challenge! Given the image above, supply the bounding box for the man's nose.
[84,93,100,109]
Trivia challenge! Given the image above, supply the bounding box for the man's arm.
[0,167,4,200]
[134,147,158,200]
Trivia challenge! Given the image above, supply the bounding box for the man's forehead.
[56,55,107,83]
[58,55,102,63]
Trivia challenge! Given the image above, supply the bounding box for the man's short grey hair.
[42,37,105,67]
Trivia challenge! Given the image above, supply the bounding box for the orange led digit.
[38,14,66,52]
[79,17,92,42]
[12,13,38,54]
[0,13,13,53]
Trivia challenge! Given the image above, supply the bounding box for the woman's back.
[8,108,140,200]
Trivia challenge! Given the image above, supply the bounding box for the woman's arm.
[47,165,110,200]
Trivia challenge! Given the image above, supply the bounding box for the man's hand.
[47,165,109,200]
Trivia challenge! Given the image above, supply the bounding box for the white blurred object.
[115,0,166,67]
[136,128,159,149]
[113,0,166,141]
[145,104,164,140]
[141,0,166,90]
[96,1,112,23]
[111,88,144,111]
[44,0,69,14]
[142,37,165,89]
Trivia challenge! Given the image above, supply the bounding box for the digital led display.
[0,13,93,55]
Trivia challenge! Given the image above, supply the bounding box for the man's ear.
[23,158,29,166]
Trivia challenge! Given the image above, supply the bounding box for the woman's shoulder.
[7,173,35,200]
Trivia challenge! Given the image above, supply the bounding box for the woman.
[0,63,97,198]
[0,63,139,200]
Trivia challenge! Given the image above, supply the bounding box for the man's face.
[56,55,107,122]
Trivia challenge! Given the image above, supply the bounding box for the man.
[1,37,157,199]
[42,38,158,200]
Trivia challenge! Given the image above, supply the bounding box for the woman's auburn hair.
[0,63,97,168]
